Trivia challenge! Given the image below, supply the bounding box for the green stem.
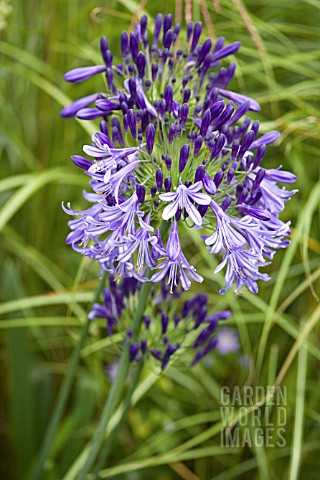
[34,271,107,480]
[92,361,144,479]
[132,281,152,337]
[76,281,152,480]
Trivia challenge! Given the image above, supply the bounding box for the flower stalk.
[58,12,298,475]
[75,268,154,479]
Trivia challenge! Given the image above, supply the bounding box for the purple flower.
[61,93,104,118]
[263,167,297,183]
[64,65,106,83]
[88,273,231,370]
[150,221,203,291]
[218,89,260,112]
[116,215,157,271]
[179,144,190,173]
[146,123,155,154]
[249,171,297,214]
[216,327,240,355]
[215,249,270,295]
[205,201,247,253]
[159,182,211,225]
[62,13,296,293]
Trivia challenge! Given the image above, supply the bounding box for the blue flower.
[159,182,211,225]
[150,221,203,291]
[62,13,296,294]
[88,274,232,369]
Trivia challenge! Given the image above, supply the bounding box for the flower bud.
[153,13,163,45]
[146,123,155,154]
[179,144,190,173]
[196,38,212,67]
[129,31,139,61]
[191,22,202,51]
[179,103,189,127]
[136,51,146,78]
[156,168,163,192]
[127,109,136,138]
[121,31,129,57]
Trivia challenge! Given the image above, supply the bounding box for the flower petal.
[184,197,202,225]
[188,191,211,205]
[162,197,179,220]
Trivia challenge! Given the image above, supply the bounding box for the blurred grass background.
[1,0,320,479]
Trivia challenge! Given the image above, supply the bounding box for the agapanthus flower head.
[62,13,296,294]
[89,275,231,369]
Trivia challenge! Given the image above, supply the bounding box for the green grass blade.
[289,326,308,480]
[4,260,37,478]
[33,271,107,480]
